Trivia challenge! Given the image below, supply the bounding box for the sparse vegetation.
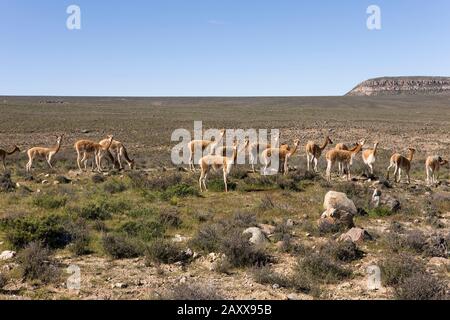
[17,242,60,283]
[102,234,142,259]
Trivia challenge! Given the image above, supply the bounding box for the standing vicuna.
[425,155,448,185]
[386,148,416,184]
[305,136,333,172]
[242,136,286,173]
[188,129,225,172]
[98,138,135,170]
[362,141,379,175]
[0,145,20,170]
[262,139,300,175]
[26,135,63,172]
[198,141,237,192]
[74,135,114,172]
[325,139,365,181]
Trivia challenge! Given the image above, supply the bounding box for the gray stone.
[243,227,268,245]
[0,250,16,261]
[323,191,357,215]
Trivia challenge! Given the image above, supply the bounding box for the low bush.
[297,252,352,284]
[368,207,393,218]
[0,273,7,290]
[0,172,15,192]
[320,240,364,263]
[76,201,112,220]
[189,224,222,253]
[32,194,67,210]
[161,183,199,200]
[394,273,448,300]
[117,219,165,242]
[65,218,91,255]
[145,239,187,264]
[91,174,105,184]
[405,230,427,254]
[252,266,317,294]
[102,234,142,259]
[380,254,424,286]
[383,232,406,253]
[158,208,182,228]
[17,242,60,283]
[103,179,127,194]
[0,214,71,249]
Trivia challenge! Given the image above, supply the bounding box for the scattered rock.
[320,208,355,229]
[287,293,300,300]
[257,224,276,236]
[243,227,268,245]
[172,234,189,243]
[323,191,357,215]
[0,250,16,260]
[41,180,49,185]
[111,282,128,289]
[286,219,295,227]
[338,228,372,243]
[55,176,72,184]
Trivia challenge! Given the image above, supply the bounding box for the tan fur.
[198,142,237,192]
[362,141,379,175]
[425,155,448,185]
[386,148,416,184]
[74,135,114,172]
[262,139,300,175]
[0,145,20,170]
[242,136,288,172]
[325,139,365,181]
[99,139,135,170]
[26,135,63,172]
[305,136,333,172]
[335,143,358,173]
[188,129,225,172]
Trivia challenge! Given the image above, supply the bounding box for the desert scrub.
[204,178,237,192]
[160,183,199,200]
[379,254,425,286]
[320,240,364,263]
[103,178,127,194]
[158,208,182,228]
[117,219,165,242]
[74,197,132,220]
[32,194,67,210]
[394,273,448,300]
[367,207,394,218]
[163,283,223,300]
[252,266,317,294]
[17,242,60,283]
[0,214,71,249]
[297,252,352,284]
[145,239,189,264]
[0,172,15,192]
[102,234,143,259]
[65,218,91,255]
[0,273,8,290]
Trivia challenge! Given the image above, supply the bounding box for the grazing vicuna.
[262,139,300,175]
[425,155,448,185]
[386,148,416,184]
[325,139,365,181]
[242,136,286,173]
[74,135,114,172]
[305,136,333,172]
[198,141,237,192]
[99,139,135,170]
[26,135,63,172]
[362,141,379,175]
[0,145,20,170]
[188,129,225,172]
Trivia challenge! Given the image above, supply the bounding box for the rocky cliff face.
[346,77,450,96]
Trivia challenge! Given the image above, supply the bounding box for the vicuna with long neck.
[425,155,448,185]
[262,139,300,175]
[188,129,225,172]
[362,141,379,175]
[0,145,20,170]
[386,148,416,184]
[305,136,333,172]
[26,135,63,172]
[198,141,238,192]
[325,139,365,181]
[99,138,135,170]
[74,135,114,172]
[243,136,286,173]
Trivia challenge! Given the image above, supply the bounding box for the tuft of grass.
[161,183,199,200]
[320,240,364,263]
[394,273,448,300]
[0,172,15,192]
[117,219,165,242]
[103,179,127,194]
[380,254,425,286]
[145,239,187,264]
[0,273,8,290]
[368,207,394,218]
[65,218,91,256]
[297,252,352,284]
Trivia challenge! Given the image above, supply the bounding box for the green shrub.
[77,201,112,220]
[65,218,91,255]
[0,214,71,249]
[126,207,157,218]
[0,172,15,192]
[205,179,237,192]
[17,242,60,283]
[190,224,222,253]
[32,194,67,209]
[102,234,142,259]
[117,219,165,242]
[320,240,364,263]
[158,208,182,228]
[368,207,393,218]
[161,183,198,200]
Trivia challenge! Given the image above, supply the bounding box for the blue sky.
[1,0,449,96]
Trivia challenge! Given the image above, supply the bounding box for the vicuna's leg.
[250,151,256,173]
[313,157,318,172]
[223,168,228,192]
[76,150,83,171]
[284,156,289,176]
[406,169,410,184]
[326,160,332,182]
[346,163,351,181]
[306,154,310,171]
[386,162,394,180]
[117,148,124,170]
[368,163,374,175]
[2,156,6,170]
[46,154,53,169]
[426,166,431,185]
[26,155,32,172]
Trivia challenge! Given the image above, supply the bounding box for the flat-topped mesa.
[346,76,450,96]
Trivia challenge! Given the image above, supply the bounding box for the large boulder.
[243,227,268,245]
[323,191,357,215]
[338,228,372,243]
[320,209,355,229]
[371,189,401,212]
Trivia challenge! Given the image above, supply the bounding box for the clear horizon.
[2,1,450,96]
